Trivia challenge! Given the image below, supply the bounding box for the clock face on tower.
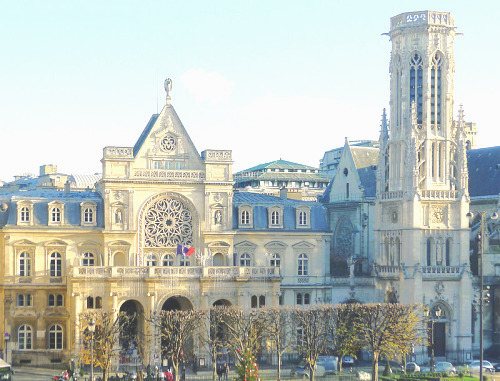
[431,207,445,223]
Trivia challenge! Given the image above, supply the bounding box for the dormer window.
[48,201,65,226]
[81,201,97,227]
[17,201,34,226]
[296,206,311,229]
[238,205,253,228]
[268,206,283,228]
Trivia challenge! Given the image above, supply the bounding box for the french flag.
[176,244,195,256]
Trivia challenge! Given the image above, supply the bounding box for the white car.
[468,360,495,374]
[406,362,421,373]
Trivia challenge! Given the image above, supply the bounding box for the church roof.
[350,147,379,170]
[133,114,160,156]
[357,166,377,198]
[467,146,500,198]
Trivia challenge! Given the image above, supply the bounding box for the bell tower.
[375,11,472,362]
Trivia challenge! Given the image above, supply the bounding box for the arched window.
[18,325,32,350]
[394,55,403,128]
[57,294,64,306]
[51,207,61,223]
[431,53,443,127]
[299,211,307,226]
[271,210,280,226]
[298,253,308,276]
[48,294,55,307]
[240,253,251,267]
[297,293,303,305]
[251,295,257,308]
[84,208,94,223]
[241,210,250,225]
[259,295,266,308]
[304,293,310,305]
[384,238,390,265]
[162,254,174,267]
[389,238,395,265]
[427,238,432,266]
[409,53,423,124]
[49,325,63,350]
[270,253,281,267]
[82,252,95,266]
[395,237,401,265]
[146,254,157,267]
[95,296,102,309]
[17,294,32,307]
[19,251,31,277]
[20,206,30,222]
[446,238,451,266]
[87,296,94,309]
[50,252,62,277]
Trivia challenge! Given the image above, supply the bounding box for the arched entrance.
[213,253,225,266]
[162,296,194,311]
[119,300,145,368]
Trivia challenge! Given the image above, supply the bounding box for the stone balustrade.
[391,11,454,31]
[421,190,459,200]
[70,266,280,280]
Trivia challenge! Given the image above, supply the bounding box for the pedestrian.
[224,363,229,380]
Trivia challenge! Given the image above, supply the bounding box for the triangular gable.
[132,104,203,170]
[234,240,257,250]
[292,241,315,250]
[13,239,36,247]
[44,240,68,247]
[264,241,288,250]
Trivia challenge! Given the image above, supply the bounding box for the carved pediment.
[208,241,231,249]
[264,241,288,250]
[234,241,257,253]
[77,240,101,249]
[292,241,316,250]
[45,240,68,247]
[13,239,36,247]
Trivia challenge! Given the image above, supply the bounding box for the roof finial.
[381,108,389,140]
[164,78,173,106]
[459,104,464,124]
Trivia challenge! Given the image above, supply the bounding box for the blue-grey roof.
[133,114,160,156]
[357,166,377,198]
[233,192,328,231]
[235,159,319,174]
[0,190,103,227]
[467,146,500,198]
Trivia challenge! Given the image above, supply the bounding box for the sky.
[1,1,499,182]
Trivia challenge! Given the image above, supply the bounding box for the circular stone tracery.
[160,135,176,152]
[144,197,193,247]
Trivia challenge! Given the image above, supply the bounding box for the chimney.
[64,180,71,194]
[280,186,288,199]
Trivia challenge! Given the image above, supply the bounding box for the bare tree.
[324,304,362,374]
[262,306,295,380]
[198,306,229,381]
[80,311,136,381]
[292,306,331,381]
[357,303,421,381]
[221,307,266,363]
[150,310,206,381]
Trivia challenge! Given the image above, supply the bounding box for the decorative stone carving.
[143,196,194,247]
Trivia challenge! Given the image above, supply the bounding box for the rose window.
[160,135,176,152]
[144,197,193,247]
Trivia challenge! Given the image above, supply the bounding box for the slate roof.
[233,192,328,231]
[133,114,160,156]
[357,166,377,198]
[235,159,319,174]
[0,190,103,227]
[467,146,500,198]
[350,147,379,170]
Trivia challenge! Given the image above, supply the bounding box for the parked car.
[342,356,356,366]
[435,362,456,375]
[468,360,495,374]
[406,362,421,373]
[493,363,500,372]
[290,356,338,378]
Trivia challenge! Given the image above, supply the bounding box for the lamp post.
[4,333,10,364]
[88,319,96,381]
[424,306,442,372]
[466,210,498,381]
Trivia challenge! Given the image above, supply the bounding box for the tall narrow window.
[296,293,303,305]
[49,325,63,350]
[48,294,55,307]
[410,53,424,125]
[241,210,250,225]
[394,56,402,128]
[427,238,432,266]
[298,253,308,276]
[19,251,31,277]
[259,295,266,308]
[271,210,280,226]
[299,211,307,226]
[20,206,30,222]
[51,207,61,223]
[304,293,310,305]
[346,183,350,199]
[431,143,436,178]
[84,208,93,223]
[18,325,32,350]
[431,53,442,127]
[50,252,62,277]
[251,295,257,308]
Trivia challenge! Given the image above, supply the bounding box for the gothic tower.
[375,11,472,362]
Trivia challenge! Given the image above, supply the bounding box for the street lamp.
[88,319,96,381]
[424,306,442,372]
[466,210,498,381]
[4,333,10,364]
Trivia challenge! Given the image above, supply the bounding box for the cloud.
[180,69,234,103]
